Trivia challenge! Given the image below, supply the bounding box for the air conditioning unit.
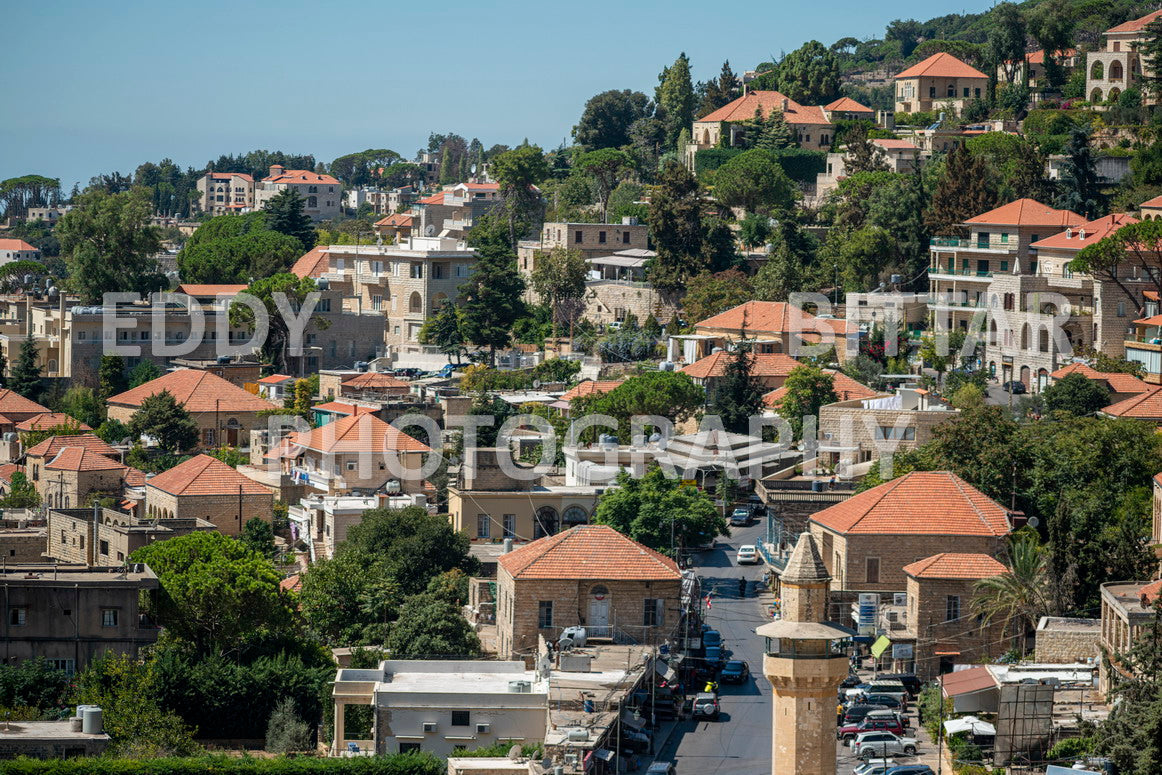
[893,593,907,606]
[565,754,580,766]
[476,723,491,734]
[422,721,437,733]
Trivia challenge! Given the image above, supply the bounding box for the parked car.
[862,694,904,710]
[884,767,934,775]
[878,673,922,697]
[645,762,676,775]
[1002,380,1027,394]
[720,660,750,683]
[842,704,890,725]
[838,716,906,742]
[704,645,731,667]
[692,692,720,719]
[736,545,759,564]
[852,761,896,775]
[852,731,918,759]
[730,507,751,526]
[702,629,723,648]
[865,709,909,728]
[840,674,863,690]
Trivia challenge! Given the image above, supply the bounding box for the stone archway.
[1090,88,1103,103]
[1090,61,1104,80]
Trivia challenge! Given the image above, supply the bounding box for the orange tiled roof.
[374,213,414,227]
[288,412,430,455]
[0,390,50,418]
[0,463,22,483]
[147,454,271,496]
[177,283,248,296]
[698,91,831,126]
[123,467,147,487]
[762,371,880,407]
[263,169,340,186]
[895,52,988,80]
[872,139,919,150]
[418,193,445,205]
[903,552,1006,580]
[108,369,277,413]
[1030,213,1139,250]
[26,433,118,460]
[341,372,411,390]
[695,300,856,337]
[811,471,1012,537]
[499,525,681,580]
[280,574,303,592]
[45,447,125,472]
[1141,194,1162,208]
[207,172,254,181]
[0,239,39,252]
[940,666,997,697]
[1135,314,1162,326]
[311,401,378,416]
[290,246,329,278]
[682,351,803,380]
[824,96,873,113]
[15,413,91,432]
[1108,9,1162,34]
[1050,363,1150,395]
[1023,48,1076,64]
[965,198,1084,227]
[1101,387,1162,419]
[257,374,296,385]
[559,380,624,402]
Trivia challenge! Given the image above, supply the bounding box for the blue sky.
[3,0,982,188]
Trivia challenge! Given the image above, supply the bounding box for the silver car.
[852,731,918,759]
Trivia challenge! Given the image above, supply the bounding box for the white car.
[852,731,918,759]
[852,761,896,775]
[736,545,759,564]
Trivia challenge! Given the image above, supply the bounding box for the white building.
[0,239,41,265]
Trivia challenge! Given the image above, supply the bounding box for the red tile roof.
[15,413,91,432]
[499,525,681,580]
[895,52,988,80]
[123,467,147,487]
[559,380,624,402]
[257,374,296,385]
[1108,9,1162,34]
[45,447,125,472]
[288,412,430,455]
[341,372,411,391]
[682,352,803,380]
[26,433,119,460]
[940,666,998,697]
[207,172,254,181]
[1135,314,1162,326]
[1030,213,1138,250]
[872,139,919,150]
[108,369,277,413]
[177,283,248,296]
[147,454,271,496]
[695,300,856,337]
[824,97,873,113]
[0,463,21,483]
[280,574,303,592]
[1023,48,1076,64]
[1141,194,1162,208]
[903,552,1006,580]
[263,169,340,186]
[965,198,1084,227]
[418,193,445,205]
[1050,363,1150,395]
[698,91,831,126]
[1101,387,1162,420]
[374,213,414,227]
[311,401,378,416]
[290,246,329,278]
[0,390,50,418]
[811,471,1012,537]
[762,371,880,407]
[0,239,39,252]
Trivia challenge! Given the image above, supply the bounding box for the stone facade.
[195,172,254,215]
[584,280,680,326]
[45,508,215,567]
[818,391,958,468]
[0,527,46,562]
[905,574,1008,680]
[144,487,273,537]
[35,466,126,511]
[1034,617,1101,664]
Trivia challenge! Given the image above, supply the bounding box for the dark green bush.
[0,753,444,775]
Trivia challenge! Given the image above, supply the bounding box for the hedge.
[693,147,743,176]
[771,148,826,184]
[0,753,444,775]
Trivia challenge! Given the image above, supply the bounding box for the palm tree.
[973,531,1055,654]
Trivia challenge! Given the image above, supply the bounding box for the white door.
[588,590,610,633]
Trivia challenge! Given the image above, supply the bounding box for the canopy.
[943,715,997,736]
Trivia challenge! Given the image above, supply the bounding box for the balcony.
[930,237,1018,254]
[928,267,994,279]
[927,295,988,309]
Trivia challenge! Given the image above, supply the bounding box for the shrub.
[694,147,743,177]
[772,148,827,184]
[265,697,312,754]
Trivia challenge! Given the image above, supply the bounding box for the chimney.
[781,98,789,112]
[269,164,284,179]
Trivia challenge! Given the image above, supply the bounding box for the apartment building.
[255,165,341,221]
[413,182,503,241]
[1086,9,1161,105]
[194,172,254,215]
[893,52,989,114]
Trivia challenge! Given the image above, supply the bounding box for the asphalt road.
[655,520,773,775]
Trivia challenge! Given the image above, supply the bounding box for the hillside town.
[8,2,1162,775]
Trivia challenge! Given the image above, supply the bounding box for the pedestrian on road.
[738,577,746,597]
[836,702,844,724]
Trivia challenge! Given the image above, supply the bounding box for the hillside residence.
[0,239,41,265]
[256,373,297,402]
[684,90,836,167]
[0,563,159,673]
[669,300,858,365]
[518,221,650,272]
[762,370,879,410]
[46,506,215,566]
[997,48,1080,88]
[495,525,683,659]
[1099,386,1162,425]
[580,249,680,326]
[194,172,254,215]
[413,182,504,241]
[36,447,138,511]
[815,138,922,198]
[1086,9,1161,106]
[287,492,427,561]
[144,454,274,536]
[254,165,341,221]
[893,52,989,114]
[1099,579,1160,695]
[106,369,277,448]
[331,660,549,758]
[0,390,52,436]
[817,387,957,469]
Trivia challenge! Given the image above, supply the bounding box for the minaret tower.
[756,532,854,775]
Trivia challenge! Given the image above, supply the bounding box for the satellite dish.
[471,163,478,175]
[1027,516,1040,528]
[507,744,523,761]
[425,224,436,236]
[533,379,542,389]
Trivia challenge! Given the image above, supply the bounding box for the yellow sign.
[681,479,697,487]
[870,635,891,658]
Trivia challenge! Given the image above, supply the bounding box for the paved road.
[655,521,773,774]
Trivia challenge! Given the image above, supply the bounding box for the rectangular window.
[598,231,606,244]
[399,743,421,754]
[574,230,583,243]
[410,263,423,279]
[318,298,331,312]
[1118,302,1127,317]
[47,659,75,675]
[1000,261,1009,272]
[622,231,630,244]
[946,595,961,622]
[502,514,516,539]
[451,710,470,727]
[101,609,118,627]
[477,514,490,539]
[963,87,970,97]
[1000,233,1009,243]
[9,607,27,626]
[202,428,215,446]
[99,540,109,556]
[346,461,357,471]
[643,598,665,627]
[538,601,553,628]
[865,557,880,584]
[874,426,916,441]
[372,295,383,311]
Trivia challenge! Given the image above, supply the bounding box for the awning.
[943,716,997,737]
[594,748,615,762]
[654,661,677,684]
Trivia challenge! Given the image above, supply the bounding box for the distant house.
[38,447,132,510]
[256,374,297,402]
[46,506,215,567]
[194,172,254,215]
[1086,10,1161,106]
[997,48,1079,89]
[893,52,989,114]
[670,300,858,365]
[1050,362,1150,402]
[339,371,412,399]
[0,238,40,266]
[762,371,879,409]
[145,454,274,536]
[255,165,341,221]
[685,90,837,165]
[681,351,805,403]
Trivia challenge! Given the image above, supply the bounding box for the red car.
[838,716,906,742]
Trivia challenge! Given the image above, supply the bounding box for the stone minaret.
[757,532,854,775]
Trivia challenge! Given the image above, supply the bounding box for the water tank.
[561,626,587,646]
[315,278,330,290]
[82,706,103,734]
[890,274,902,284]
[502,538,513,554]
[811,480,824,492]
[659,361,675,372]
[507,680,532,693]
[567,728,589,742]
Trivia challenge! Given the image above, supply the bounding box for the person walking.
[738,577,747,597]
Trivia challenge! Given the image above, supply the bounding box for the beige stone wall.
[894,76,987,113]
[0,529,47,562]
[145,487,273,536]
[35,467,125,510]
[107,405,269,449]
[1034,623,1101,664]
[584,281,680,326]
[448,489,597,543]
[908,575,1008,680]
[818,403,956,465]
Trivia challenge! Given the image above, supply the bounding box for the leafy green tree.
[127,389,199,453]
[1055,127,1104,220]
[594,467,727,554]
[230,273,331,374]
[1027,0,1075,88]
[1,472,40,508]
[698,60,739,115]
[130,531,295,656]
[838,226,895,289]
[388,592,481,658]
[844,124,889,174]
[925,144,996,236]
[95,418,130,445]
[1042,372,1110,416]
[9,337,41,400]
[656,52,696,149]
[0,174,61,220]
[965,132,1048,203]
[607,180,648,223]
[972,531,1053,652]
[647,161,710,291]
[987,3,1028,86]
[711,343,765,433]
[55,385,105,428]
[571,371,704,442]
[778,365,838,439]
[681,270,753,325]
[240,517,277,559]
[885,19,922,58]
[328,148,402,187]
[98,354,127,398]
[1138,17,1162,99]
[262,188,316,250]
[1071,219,1162,315]
[127,359,162,388]
[56,188,166,303]
[491,145,550,246]
[777,40,841,104]
[530,246,588,339]
[459,223,526,363]
[712,149,795,215]
[574,90,653,150]
[419,303,468,364]
[264,696,313,753]
[739,212,773,251]
[177,227,302,284]
[576,148,632,220]
[299,551,399,645]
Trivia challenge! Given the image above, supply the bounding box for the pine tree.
[9,337,41,400]
[419,303,467,364]
[699,60,739,115]
[925,143,996,237]
[657,53,696,149]
[458,225,526,364]
[712,342,765,433]
[263,189,316,251]
[1056,128,1104,220]
[98,354,126,398]
[845,124,889,174]
[757,110,795,151]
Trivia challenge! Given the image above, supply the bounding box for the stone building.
[413,182,504,241]
[45,507,215,567]
[684,89,837,166]
[254,165,341,221]
[1099,579,1159,696]
[669,301,859,366]
[893,52,988,114]
[0,563,159,673]
[194,171,254,215]
[0,239,41,266]
[808,471,1013,620]
[36,447,137,510]
[144,454,274,536]
[494,524,682,659]
[0,524,46,563]
[581,250,680,326]
[817,387,958,469]
[1034,617,1101,664]
[1085,10,1160,106]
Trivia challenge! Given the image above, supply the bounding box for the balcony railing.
[928,267,994,278]
[930,237,1017,252]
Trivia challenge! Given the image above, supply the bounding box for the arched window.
[1090,88,1103,103]
[408,292,422,313]
[534,507,559,539]
[1039,327,1050,353]
[989,319,998,346]
[307,195,318,208]
[1110,61,1124,81]
[1091,61,1104,80]
[562,506,588,525]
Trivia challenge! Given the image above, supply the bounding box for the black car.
[843,703,889,725]
[840,674,863,689]
[879,673,922,697]
[862,694,903,710]
[720,660,750,683]
[1002,380,1027,394]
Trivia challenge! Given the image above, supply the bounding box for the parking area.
[833,666,942,775]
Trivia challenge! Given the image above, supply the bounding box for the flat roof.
[0,720,110,741]
[0,564,157,585]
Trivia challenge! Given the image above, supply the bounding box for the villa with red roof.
[669,301,858,366]
[495,524,682,658]
[255,164,341,221]
[1087,10,1162,107]
[195,171,255,216]
[0,238,41,265]
[807,471,1012,611]
[893,52,989,114]
[144,454,274,536]
[684,90,836,167]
